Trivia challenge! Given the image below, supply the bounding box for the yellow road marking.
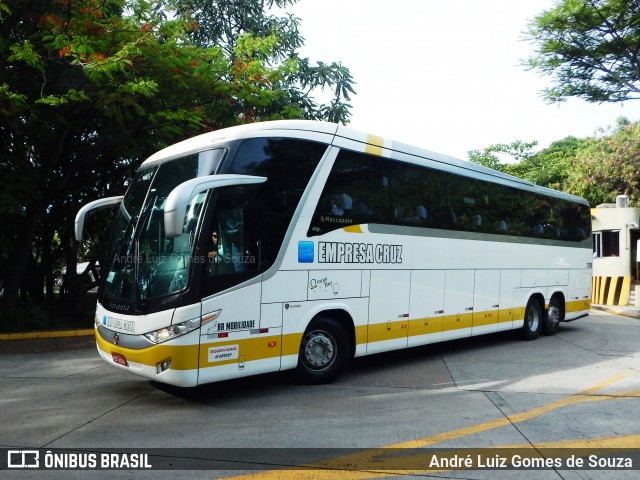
[218,372,640,480]
[0,329,94,340]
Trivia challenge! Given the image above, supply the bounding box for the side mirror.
[164,174,267,238]
[75,196,124,241]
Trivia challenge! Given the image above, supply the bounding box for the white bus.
[75,120,592,387]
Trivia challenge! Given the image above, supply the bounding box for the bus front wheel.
[294,317,350,384]
[521,298,542,340]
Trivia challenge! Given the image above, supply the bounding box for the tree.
[509,136,585,190]
[468,140,538,172]
[468,120,640,207]
[468,137,585,191]
[525,0,640,103]
[0,0,355,329]
[178,0,355,123]
[566,121,640,205]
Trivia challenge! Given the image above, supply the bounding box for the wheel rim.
[548,304,560,328]
[527,305,540,331]
[301,330,337,372]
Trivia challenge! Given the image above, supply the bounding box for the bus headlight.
[144,318,200,344]
[143,309,221,344]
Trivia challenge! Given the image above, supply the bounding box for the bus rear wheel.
[294,317,350,384]
[542,296,563,335]
[521,297,542,340]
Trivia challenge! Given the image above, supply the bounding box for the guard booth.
[591,195,640,306]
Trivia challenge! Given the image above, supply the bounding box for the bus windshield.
[102,150,224,308]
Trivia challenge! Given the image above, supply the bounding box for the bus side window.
[308,150,389,236]
[201,195,262,295]
[389,161,434,226]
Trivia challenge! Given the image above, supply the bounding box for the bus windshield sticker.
[208,345,239,363]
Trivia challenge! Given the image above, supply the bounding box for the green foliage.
[36,89,91,106]
[177,0,354,124]
[468,140,538,173]
[0,2,9,21]
[525,0,640,103]
[469,135,589,193]
[566,122,640,205]
[509,136,584,190]
[469,119,640,207]
[8,40,43,70]
[0,0,355,323]
[180,0,302,54]
[0,82,26,108]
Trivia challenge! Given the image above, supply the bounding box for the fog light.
[156,359,171,374]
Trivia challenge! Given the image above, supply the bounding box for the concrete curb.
[0,328,94,341]
[590,304,640,319]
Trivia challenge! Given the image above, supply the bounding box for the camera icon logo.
[7,450,39,468]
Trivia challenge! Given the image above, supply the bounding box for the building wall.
[591,206,638,277]
[591,204,639,305]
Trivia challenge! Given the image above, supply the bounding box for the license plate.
[111,352,128,367]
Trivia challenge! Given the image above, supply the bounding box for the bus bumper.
[95,327,199,387]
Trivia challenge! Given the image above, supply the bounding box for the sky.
[284,0,640,160]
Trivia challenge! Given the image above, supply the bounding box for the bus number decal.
[103,315,135,333]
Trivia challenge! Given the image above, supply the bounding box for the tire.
[294,317,350,384]
[521,297,543,340]
[542,296,562,336]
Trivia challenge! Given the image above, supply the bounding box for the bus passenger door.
[408,270,444,347]
[442,270,474,341]
[367,270,410,355]
[472,270,500,336]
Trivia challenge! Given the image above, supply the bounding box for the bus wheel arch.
[521,294,544,340]
[543,292,565,336]
[293,310,354,384]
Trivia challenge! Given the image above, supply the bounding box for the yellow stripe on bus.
[97,330,299,369]
[365,134,384,156]
[565,298,591,313]
[199,336,283,367]
[96,301,590,371]
[343,225,363,233]
[447,312,473,331]
[407,316,443,336]
[367,320,409,342]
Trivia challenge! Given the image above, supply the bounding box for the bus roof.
[142,120,339,166]
[141,120,588,206]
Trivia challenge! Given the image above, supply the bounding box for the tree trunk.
[61,227,83,319]
[0,202,43,330]
[41,227,56,305]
